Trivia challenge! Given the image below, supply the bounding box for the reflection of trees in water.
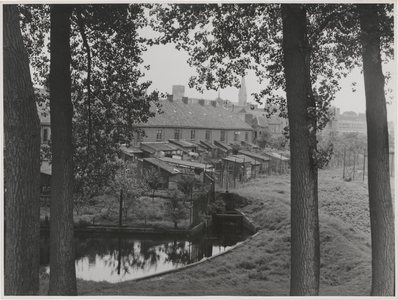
[163,240,191,266]
[39,227,251,280]
[102,238,161,277]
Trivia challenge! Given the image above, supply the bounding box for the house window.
[234,132,238,141]
[43,128,48,143]
[245,132,249,141]
[191,130,196,141]
[205,130,210,141]
[156,130,162,141]
[174,129,180,140]
[220,130,225,142]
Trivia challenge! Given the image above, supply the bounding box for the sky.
[139,32,397,123]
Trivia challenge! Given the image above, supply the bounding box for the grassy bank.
[40,168,393,296]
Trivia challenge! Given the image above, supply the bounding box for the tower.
[238,76,247,105]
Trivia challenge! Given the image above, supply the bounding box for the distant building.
[38,107,51,145]
[322,106,367,136]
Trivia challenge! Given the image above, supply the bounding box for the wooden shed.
[221,155,253,186]
[238,150,271,174]
[138,157,181,189]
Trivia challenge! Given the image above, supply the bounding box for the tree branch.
[308,12,337,46]
[76,6,92,156]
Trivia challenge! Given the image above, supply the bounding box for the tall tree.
[281,5,320,295]
[20,4,159,211]
[358,4,394,296]
[3,4,41,295]
[48,4,77,295]
[18,4,158,294]
[149,4,328,294]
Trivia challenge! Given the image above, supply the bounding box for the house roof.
[143,158,180,174]
[140,142,180,154]
[135,99,253,131]
[252,116,268,128]
[238,150,271,161]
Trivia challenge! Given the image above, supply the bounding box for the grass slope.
[41,168,392,296]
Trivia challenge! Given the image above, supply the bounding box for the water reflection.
[40,225,248,283]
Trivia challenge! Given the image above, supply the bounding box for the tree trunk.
[281,4,320,296]
[358,5,395,296]
[3,5,41,295]
[48,4,77,295]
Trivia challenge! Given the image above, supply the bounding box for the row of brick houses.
[129,96,254,147]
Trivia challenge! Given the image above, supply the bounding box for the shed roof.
[168,139,197,148]
[222,155,254,164]
[231,154,261,165]
[120,145,143,155]
[200,140,218,150]
[263,152,290,161]
[214,140,232,151]
[160,157,209,170]
[238,150,271,161]
[140,142,180,154]
[143,158,180,174]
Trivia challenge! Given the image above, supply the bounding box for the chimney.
[167,95,173,102]
[211,100,217,107]
[182,97,188,104]
[198,99,205,106]
[172,85,185,100]
[245,113,253,125]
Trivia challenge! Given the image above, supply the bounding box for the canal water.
[40,225,250,283]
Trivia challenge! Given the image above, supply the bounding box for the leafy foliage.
[19,4,161,201]
[142,167,165,199]
[165,189,188,229]
[106,162,144,218]
[149,3,393,136]
[176,172,202,202]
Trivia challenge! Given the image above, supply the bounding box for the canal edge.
[130,219,261,283]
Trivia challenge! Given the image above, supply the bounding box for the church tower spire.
[238,76,247,105]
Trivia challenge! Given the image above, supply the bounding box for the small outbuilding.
[262,152,290,174]
[140,142,182,158]
[238,150,271,174]
[120,145,144,162]
[138,157,181,189]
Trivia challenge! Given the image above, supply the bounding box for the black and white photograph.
[2,1,396,297]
